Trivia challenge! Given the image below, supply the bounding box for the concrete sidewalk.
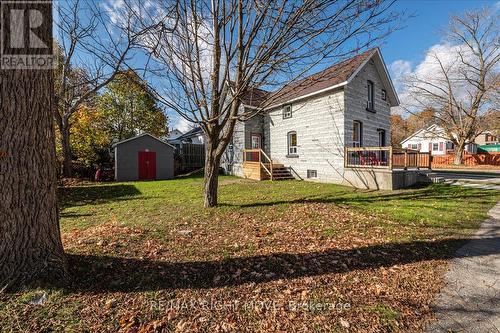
[427,202,500,333]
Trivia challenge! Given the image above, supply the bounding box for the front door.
[250,134,261,162]
[138,151,157,180]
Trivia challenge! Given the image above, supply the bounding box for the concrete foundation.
[343,168,430,190]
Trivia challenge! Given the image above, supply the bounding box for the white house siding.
[221,109,264,177]
[344,59,392,148]
[402,136,450,156]
[222,119,246,176]
[401,126,453,156]
[263,89,346,183]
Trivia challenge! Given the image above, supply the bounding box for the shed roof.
[112,133,174,149]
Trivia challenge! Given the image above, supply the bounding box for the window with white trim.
[378,129,386,147]
[283,105,292,119]
[353,121,363,147]
[433,143,439,151]
[287,131,297,155]
[367,80,374,110]
[381,89,387,101]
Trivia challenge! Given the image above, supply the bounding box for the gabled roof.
[175,126,203,141]
[241,48,399,109]
[400,124,446,145]
[239,87,270,108]
[112,133,174,148]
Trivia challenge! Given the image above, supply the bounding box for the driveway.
[431,170,500,190]
[427,202,500,332]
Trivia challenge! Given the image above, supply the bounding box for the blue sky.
[84,0,498,131]
[382,0,496,67]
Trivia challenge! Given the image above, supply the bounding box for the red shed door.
[138,151,157,180]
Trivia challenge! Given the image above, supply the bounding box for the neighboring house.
[475,131,498,146]
[164,129,184,145]
[113,133,174,181]
[166,129,183,140]
[175,127,205,145]
[400,124,477,156]
[222,47,399,184]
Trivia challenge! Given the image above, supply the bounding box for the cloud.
[390,42,484,115]
[389,60,412,93]
[174,117,196,133]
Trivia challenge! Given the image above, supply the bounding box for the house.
[165,129,183,141]
[174,127,205,145]
[475,131,498,146]
[113,133,174,181]
[221,47,406,188]
[401,124,477,156]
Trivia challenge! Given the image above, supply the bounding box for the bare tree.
[121,0,402,207]
[404,8,499,164]
[54,0,146,177]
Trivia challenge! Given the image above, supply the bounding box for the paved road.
[431,171,500,190]
[427,202,500,333]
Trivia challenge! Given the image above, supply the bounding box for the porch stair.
[269,165,294,180]
[242,149,295,181]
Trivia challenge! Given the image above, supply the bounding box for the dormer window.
[283,105,292,119]
[366,80,374,111]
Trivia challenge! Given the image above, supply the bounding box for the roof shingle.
[242,48,376,108]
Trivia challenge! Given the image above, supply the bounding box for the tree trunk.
[454,143,465,165]
[60,120,73,177]
[0,1,67,290]
[203,147,220,208]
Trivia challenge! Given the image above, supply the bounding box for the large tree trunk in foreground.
[0,1,67,290]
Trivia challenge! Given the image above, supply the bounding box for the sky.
[177,0,499,132]
[381,0,498,114]
[79,0,497,132]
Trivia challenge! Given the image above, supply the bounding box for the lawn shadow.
[66,236,500,293]
[59,184,142,208]
[220,185,495,209]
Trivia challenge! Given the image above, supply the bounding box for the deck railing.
[345,147,431,170]
[243,149,273,180]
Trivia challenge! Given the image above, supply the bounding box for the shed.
[113,133,174,181]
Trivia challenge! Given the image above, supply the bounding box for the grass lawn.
[1,176,498,332]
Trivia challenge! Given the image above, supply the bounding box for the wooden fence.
[174,143,205,175]
[431,152,500,167]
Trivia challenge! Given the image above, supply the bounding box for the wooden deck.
[345,147,432,170]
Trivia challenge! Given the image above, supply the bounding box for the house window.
[381,89,387,101]
[307,170,317,179]
[283,105,292,119]
[410,144,418,150]
[353,121,363,147]
[432,143,439,151]
[378,129,386,147]
[367,80,374,111]
[287,131,297,155]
